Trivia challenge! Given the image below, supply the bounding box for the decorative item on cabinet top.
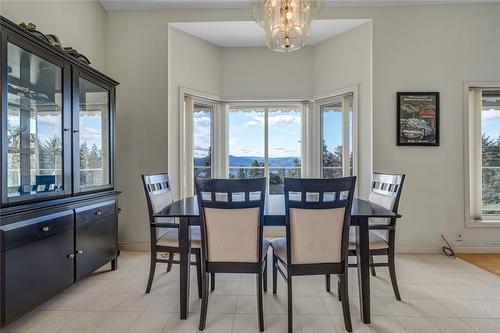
[18,21,91,65]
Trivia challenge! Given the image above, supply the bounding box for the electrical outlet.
[456,233,463,242]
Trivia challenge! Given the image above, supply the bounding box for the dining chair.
[345,172,405,300]
[141,172,205,296]
[195,178,269,332]
[271,177,357,333]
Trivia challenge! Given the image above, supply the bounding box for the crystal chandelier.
[252,0,323,52]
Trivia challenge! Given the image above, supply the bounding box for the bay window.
[183,87,358,198]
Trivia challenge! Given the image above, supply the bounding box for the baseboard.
[453,244,500,253]
[396,244,500,254]
[118,242,150,251]
[395,245,442,254]
[119,242,500,254]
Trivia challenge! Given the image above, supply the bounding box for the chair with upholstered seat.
[271,177,357,333]
[195,178,269,332]
[141,172,205,296]
[346,172,405,300]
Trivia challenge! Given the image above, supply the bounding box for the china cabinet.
[0,16,119,326]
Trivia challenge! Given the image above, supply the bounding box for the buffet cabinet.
[0,16,120,327]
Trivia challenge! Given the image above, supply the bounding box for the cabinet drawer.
[2,230,74,326]
[0,210,74,252]
[75,200,116,224]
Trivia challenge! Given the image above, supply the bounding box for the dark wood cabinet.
[75,200,118,280]
[0,16,120,327]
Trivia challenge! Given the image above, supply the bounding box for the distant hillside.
[194,155,299,167]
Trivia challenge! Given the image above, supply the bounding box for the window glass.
[79,78,110,190]
[481,90,500,215]
[193,103,212,187]
[7,42,64,197]
[228,107,265,179]
[321,94,353,178]
[268,107,301,194]
[228,106,301,194]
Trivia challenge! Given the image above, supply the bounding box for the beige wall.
[313,22,372,198]
[1,0,107,71]
[107,4,500,250]
[221,46,313,100]
[3,2,499,250]
[168,27,222,199]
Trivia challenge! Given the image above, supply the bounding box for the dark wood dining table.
[153,195,399,324]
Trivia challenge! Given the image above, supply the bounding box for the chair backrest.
[141,172,174,223]
[195,178,266,263]
[369,173,405,225]
[284,177,356,265]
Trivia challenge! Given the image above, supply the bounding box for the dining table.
[153,194,400,324]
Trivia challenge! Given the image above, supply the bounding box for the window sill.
[466,219,500,228]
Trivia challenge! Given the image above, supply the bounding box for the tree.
[481,133,500,212]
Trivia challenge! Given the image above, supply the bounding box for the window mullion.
[264,107,269,195]
[342,94,351,177]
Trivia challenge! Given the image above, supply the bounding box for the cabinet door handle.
[77,249,84,255]
[64,128,70,132]
[95,210,102,216]
[42,226,50,232]
[73,129,79,133]
[68,253,75,258]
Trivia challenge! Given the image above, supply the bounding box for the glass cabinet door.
[5,41,70,202]
[75,75,112,192]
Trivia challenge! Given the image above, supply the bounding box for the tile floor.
[3,251,500,333]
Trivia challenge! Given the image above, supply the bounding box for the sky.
[193,106,346,160]
[482,108,500,140]
[7,111,104,150]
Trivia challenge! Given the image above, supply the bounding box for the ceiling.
[170,19,369,48]
[100,0,499,11]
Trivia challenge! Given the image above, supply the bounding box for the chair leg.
[195,251,203,299]
[257,272,265,332]
[146,248,157,293]
[370,255,376,277]
[263,255,268,293]
[325,274,331,292]
[340,273,352,332]
[210,273,215,292]
[199,272,209,331]
[337,278,341,301]
[388,253,401,301]
[272,252,278,295]
[166,252,174,272]
[287,274,293,333]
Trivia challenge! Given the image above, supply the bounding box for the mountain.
[194,155,300,167]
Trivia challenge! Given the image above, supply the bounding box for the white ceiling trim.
[100,0,499,11]
[169,19,370,48]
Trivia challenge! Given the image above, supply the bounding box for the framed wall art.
[397,92,440,146]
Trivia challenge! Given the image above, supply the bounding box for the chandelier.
[252,0,323,52]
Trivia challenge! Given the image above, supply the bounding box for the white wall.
[221,47,313,100]
[313,22,372,199]
[1,0,107,71]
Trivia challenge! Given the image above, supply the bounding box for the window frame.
[192,100,215,191]
[312,86,359,184]
[464,81,500,227]
[179,87,220,198]
[177,87,359,199]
